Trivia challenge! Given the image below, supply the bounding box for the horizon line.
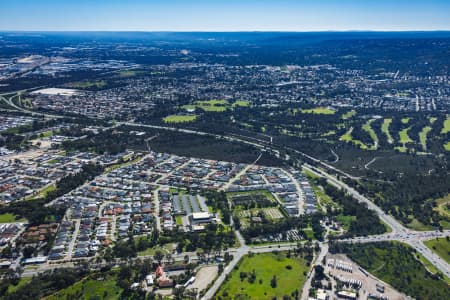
[1,29,450,33]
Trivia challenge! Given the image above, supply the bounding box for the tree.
[270,275,277,288]
[154,250,164,264]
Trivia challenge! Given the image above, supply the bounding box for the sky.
[0,0,449,32]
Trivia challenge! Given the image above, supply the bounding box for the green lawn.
[381,118,394,144]
[419,126,432,151]
[0,213,25,223]
[47,275,123,300]
[424,238,450,264]
[441,115,450,134]
[344,242,449,300]
[216,252,308,299]
[163,114,198,123]
[362,119,379,150]
[300,107,335,115]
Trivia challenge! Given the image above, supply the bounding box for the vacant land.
[300,107,335,115]
[343,242,449,300]
[381,118,394,144]
[424,238,450,264]
[47,275,123,300]
[216,252,308,299]
[163,114,198,123]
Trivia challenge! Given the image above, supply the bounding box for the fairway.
[232,100,250,107]
[196,99,229,112]
[300,107,335,115]
[339,127,369,150]
[424,238,450,264]
[445,141,450,151]
[341,110,356,119]
[216,252,308,299]
[441,115,450,134]
[163,114,198,123]
[419,126,432,151]
[362,118,379,150]
[381,118,394,144]
[396,126,413,152]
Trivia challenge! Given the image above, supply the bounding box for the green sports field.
[216,252,308,299]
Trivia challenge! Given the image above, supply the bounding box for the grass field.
[441,115,450,134]
[424,238,450,264]
[419,126,432,151]
[216,252,308,299]
[345,242,449,299]
[232,100,251,107]
[362,119,379,150]
[71,80,107,89]
[341,110,356,119]
[381,118,394,144]
[196,100,229,112]
[0,213,25,223]
[300,107,335,115]
[47,274,123,300]
[182,100,229,112]
[163,114,198,123]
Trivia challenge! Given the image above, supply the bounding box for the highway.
[4,109,449,295]
[122,122,450,281]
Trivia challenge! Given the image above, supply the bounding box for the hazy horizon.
[0,0,449,32]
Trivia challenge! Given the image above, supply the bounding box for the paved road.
[300,242,328,300]
[122,122,450,279]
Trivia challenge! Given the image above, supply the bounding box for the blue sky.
[0,0,449,31]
